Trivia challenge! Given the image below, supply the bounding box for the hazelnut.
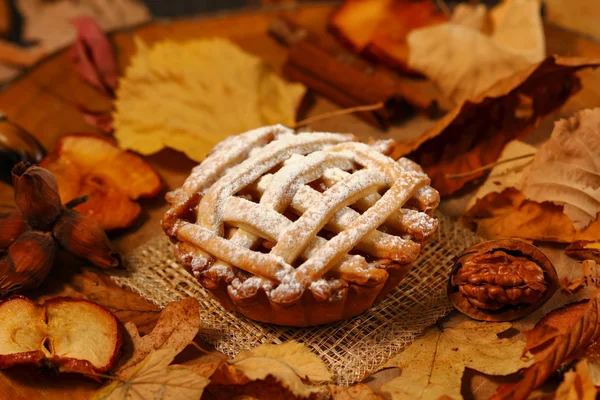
[52,209,119,268]
[12,163,62,231]
[0,231,57,297]
[448,240,559,321]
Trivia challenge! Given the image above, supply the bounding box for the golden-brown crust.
[203,264,410,327]
[164,126,438,326]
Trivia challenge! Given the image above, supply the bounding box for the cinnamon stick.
[269,17,449,128]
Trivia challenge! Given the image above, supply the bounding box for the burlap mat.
[110,211,481,385]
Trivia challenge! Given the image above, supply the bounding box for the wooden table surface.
[0,3,599,399]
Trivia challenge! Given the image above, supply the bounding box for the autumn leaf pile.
[93,298,334,400]
[90,295,600,400]
[462,108,600,244]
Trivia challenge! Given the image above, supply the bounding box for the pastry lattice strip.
[177,146,430,284]
[169,125,439,304]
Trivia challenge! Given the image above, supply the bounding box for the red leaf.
[71,16,118,95]
[75,104,113,134]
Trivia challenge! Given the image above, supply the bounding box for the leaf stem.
[292,102,384,129]
[445,153,535,179]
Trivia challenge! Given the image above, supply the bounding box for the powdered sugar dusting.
[167,126,440,306]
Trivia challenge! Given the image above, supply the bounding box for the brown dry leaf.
[521,108,600,230]
[584,338,600,386]
[561,260,600,295]
[233,341,331,382]
[544,0,600,41]
[94,348,209,400]
[562,276,587,296]
[113,37,305,162]
[379,321,532,400]
[461,188,600,243]
[408,0,544,105]
[491,290,600,399]
[554,359,597,400]
[464,140,536,207]
[329,383,383,400]
[115,298,201,379]
[214,359,322,398]
[391,56,600,196]
[566,242,600,263]
[461,134,600,243]
[210,341,330,399]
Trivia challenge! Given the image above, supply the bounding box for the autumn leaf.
[329,383,383,400]
[408,0,545,105]
[391,56,600,196]
[75,104,114,134]
[561,260,600,295]
[492,290,600,399]
[94,348,209,400]
[461,187,592,243]
[554,359,597,400]
[71,16,118,96]
[566,242,600,263]
[113,37,305,162]
[115,298,201,379]
[379,320,532,400]
[461,136,600,243]
[584,339,600,387]
[521,108,600,230]
[225,358,321,398]
[234,341,331,382]
[210,341,329,399]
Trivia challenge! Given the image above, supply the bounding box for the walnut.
[448,240,559,321]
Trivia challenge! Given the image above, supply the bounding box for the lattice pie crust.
[162,125,440,326]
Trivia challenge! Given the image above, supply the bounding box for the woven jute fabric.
[110,211,481,385]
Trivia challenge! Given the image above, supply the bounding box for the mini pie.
[163,125,439,326]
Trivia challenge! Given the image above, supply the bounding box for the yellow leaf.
[407,0,544,105]
[94,348,209,400]
[380,321,533,400]
[113,37,306,162]
[555,359,597,400]
[329,383,383,400]
[234,341,331,382]
[229,357,321,398]
[116,298,201,379]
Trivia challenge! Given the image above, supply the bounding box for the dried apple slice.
[364,0,448,71]
[0,296,122,375]
[0,296,46,368]
[329,0,392,52]
[41,134,162,231]
[329,0,448,70]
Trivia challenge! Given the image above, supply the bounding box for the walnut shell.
[448,240,559,322]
